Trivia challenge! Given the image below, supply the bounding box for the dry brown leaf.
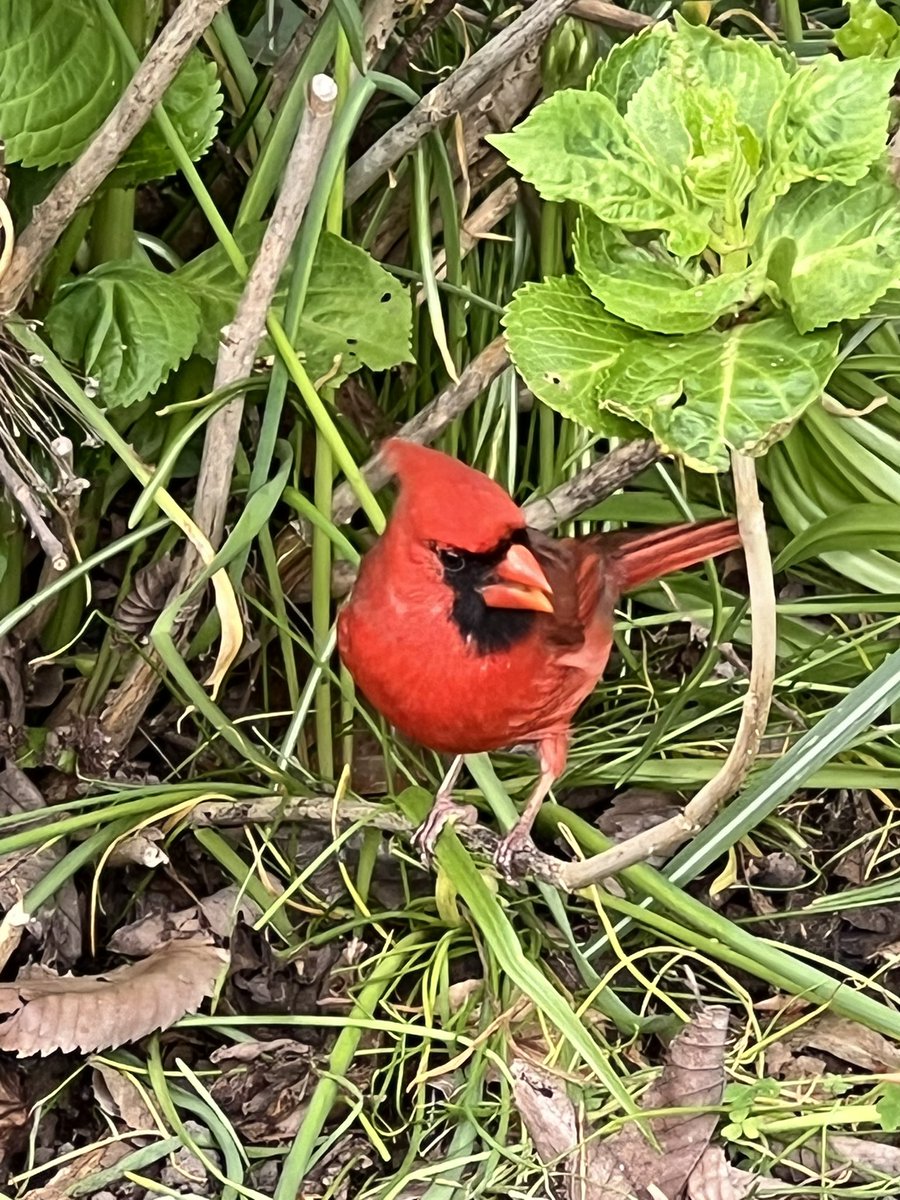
[802,1015,900,1073]
[0,1058,27,1162]
[92,1062,159,1132]
[512,1007,730,1199]
[828,1134,900,1178]
[25,1141,130,1200]
[0,764,81,967]
[687,1146,770,1199]
[107,885,259,956]
[210,1038,316,1142]
[0,937,227,1055]
[510,1059,579,1165]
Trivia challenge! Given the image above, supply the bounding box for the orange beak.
[480,543,554,614]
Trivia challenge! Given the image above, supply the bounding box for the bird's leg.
[493,767,556,881]
[412,755,477,863]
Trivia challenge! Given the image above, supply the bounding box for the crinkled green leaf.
[502,277,641,437]
[178,228,413,382]
[626,71,760,244]
[764,55,897,190]
[835,0,900,59]
[758,168,900,331]
[602,316,840,471]
[667,14,792,141]
[574,211,762,334]
[115,52,222,184]
[44,263,201,409]
[588,24,673,111]
[0,0,220,175]
[489,90,711,257]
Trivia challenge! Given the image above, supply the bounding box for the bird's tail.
[605,519,742,592]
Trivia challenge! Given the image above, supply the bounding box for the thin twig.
[0,0,229,313]
[344,0,580,204]
[522,440,660,530]
[556,452,776,890]
[0,447,67,571]
[192,74,339,553]
[188,793,567,885]
[569,0,652,29]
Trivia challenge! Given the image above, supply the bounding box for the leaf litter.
[0,937,227,1055]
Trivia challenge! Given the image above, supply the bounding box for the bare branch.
[522,439,659,530]
[557,452,776,889]
[0,447,67,571]
[0,0,229,313]
[345,0,580,204]
[192,74,339,551]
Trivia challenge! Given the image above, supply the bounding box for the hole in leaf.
[380,292,392,303]
[546,373,562,386]
[672,394,687,409]
[347,337,358,345]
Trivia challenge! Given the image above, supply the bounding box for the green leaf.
[0,0,221,174]
[178,228,413,382]
[489,90,711,257]
[763,55,897,194]
[573,211,762,334]
[588,24,673,111]
[757,169,900,331]
[603,315,840,470]
[625,71,761,243]
[667,15,792,142]
[877,1083,900,1132]
[502,277,641,437]
[44,263,201,409]
[835,0,900,59]
[114,52,222,184]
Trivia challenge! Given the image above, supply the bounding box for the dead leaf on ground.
[512,1006,732,1199]
[209,1038,316,1141]
[105,827,169,868]
[774,1014,900,1074]
[686,1146,771,1199]
[107,885,260,956]
[25,1141,130,1200]
[0,1058,27,1161]
[0,763,81,968]
[0,937,227,1055]
[92,1062,159,1133]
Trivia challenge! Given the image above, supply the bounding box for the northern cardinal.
[338,439,742,872]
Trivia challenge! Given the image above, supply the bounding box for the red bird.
[338,439,741,873]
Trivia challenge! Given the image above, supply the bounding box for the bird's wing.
[525,528,590,651]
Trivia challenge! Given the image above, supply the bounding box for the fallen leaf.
[92,1062,159,1132]
[106,828,169,868]
[0,937,227,1055]
[0,764,81,967]
[25,1142,130,1200]
[107,885,259,956]
[512,1006,730,1199]
[686,1145,768,1199]
[772,1014,900,1075]
[210,1038,317,1141]
[829,1133,900,1177]
[0,1059,27,1162]
[510,1059,579,1164]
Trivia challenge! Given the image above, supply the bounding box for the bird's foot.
[412,795,478,865]
[493,825,535,883]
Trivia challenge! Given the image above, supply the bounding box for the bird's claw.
[493,827,533,883]
[412,797,477,866]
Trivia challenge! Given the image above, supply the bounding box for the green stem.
[540,804,900,1039]
[776,0,804,45]
[274,934,425,1197]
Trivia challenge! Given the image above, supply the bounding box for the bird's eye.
[439,549,465,572]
